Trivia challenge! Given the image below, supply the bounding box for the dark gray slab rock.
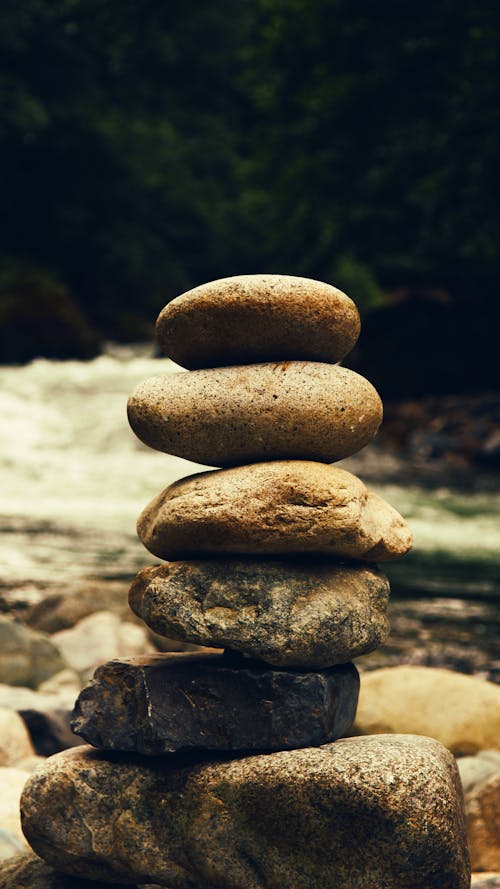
[21,736,470,888]
[71,652,359,753]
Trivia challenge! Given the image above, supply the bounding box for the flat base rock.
[21,736,470,888]
[71,652,360,753]
[129,559,390,668]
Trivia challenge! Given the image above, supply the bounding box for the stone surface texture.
[137,461,412,561]
[0,707,35,766]
[0,616,67,689]
[71,653,359,753]
[129,559,390,668]
[156,274,360,369]
[127,362,383,466]
[21,736,470,889]
[354,665,500,754]
[466,773,500,872]
[0,852,138,888]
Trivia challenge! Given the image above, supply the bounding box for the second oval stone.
[127,362,382,466]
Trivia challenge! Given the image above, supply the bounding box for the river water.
[1,348,499,678]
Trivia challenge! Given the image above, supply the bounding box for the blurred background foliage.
[1,0,499,391]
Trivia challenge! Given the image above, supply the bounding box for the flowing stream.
[1,348,498,678]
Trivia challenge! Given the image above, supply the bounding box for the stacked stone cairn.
[20,276,470,888]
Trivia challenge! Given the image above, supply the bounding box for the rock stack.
[20,276,470,888]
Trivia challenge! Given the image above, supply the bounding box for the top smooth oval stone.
[156,274,361,368]
[127,362,383,466]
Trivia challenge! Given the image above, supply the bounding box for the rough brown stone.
[71,653,359,753]
[0,851,137,888]
[466,773,500,872]
[129,559,390,668]
[127,362,383,466]
[354,666,500,754]
[155,274,360,369]
[0,617,67,689]
[21,736,470,888]
[137,461,412,561]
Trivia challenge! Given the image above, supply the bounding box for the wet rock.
[354,666,500,754]
[458,750,500,795]
[51,611,155,677]
[156,274,360,369]
[0,851,137,888]
[0,767,30,850]
[0,708,35,766]
[27,582,133,634]
[72,653,359,754]
[0,617,67,689]
[0,683,81,756]
[21,736,470,888]
[129,559,390,668]
[137,461,412,561]
[466,773,500,872]
[127,362,383,466]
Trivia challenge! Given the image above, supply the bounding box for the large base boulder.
[21,736,470,888]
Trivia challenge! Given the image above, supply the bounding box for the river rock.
[127,362,383,465]
[466,773,500,872]
[137,461,412,561]
[0,617,67,689]
[156,274,361,369]
[354,666,500,754]
[0,683,80,756]
[0,707,35,766]
[0,767,30,850]
[0,852,138,888]
[52,611,155,677]
[458,750,500,795]
[20,736,470,888]
[129,559,390,668]
[71,653,359,753]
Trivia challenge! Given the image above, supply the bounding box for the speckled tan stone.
[354,666,500,754]
[155,274,361,369]
[127,363,382,466]
[20,737,470,888]
[137,461,412,561]
[128,559,390,668]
